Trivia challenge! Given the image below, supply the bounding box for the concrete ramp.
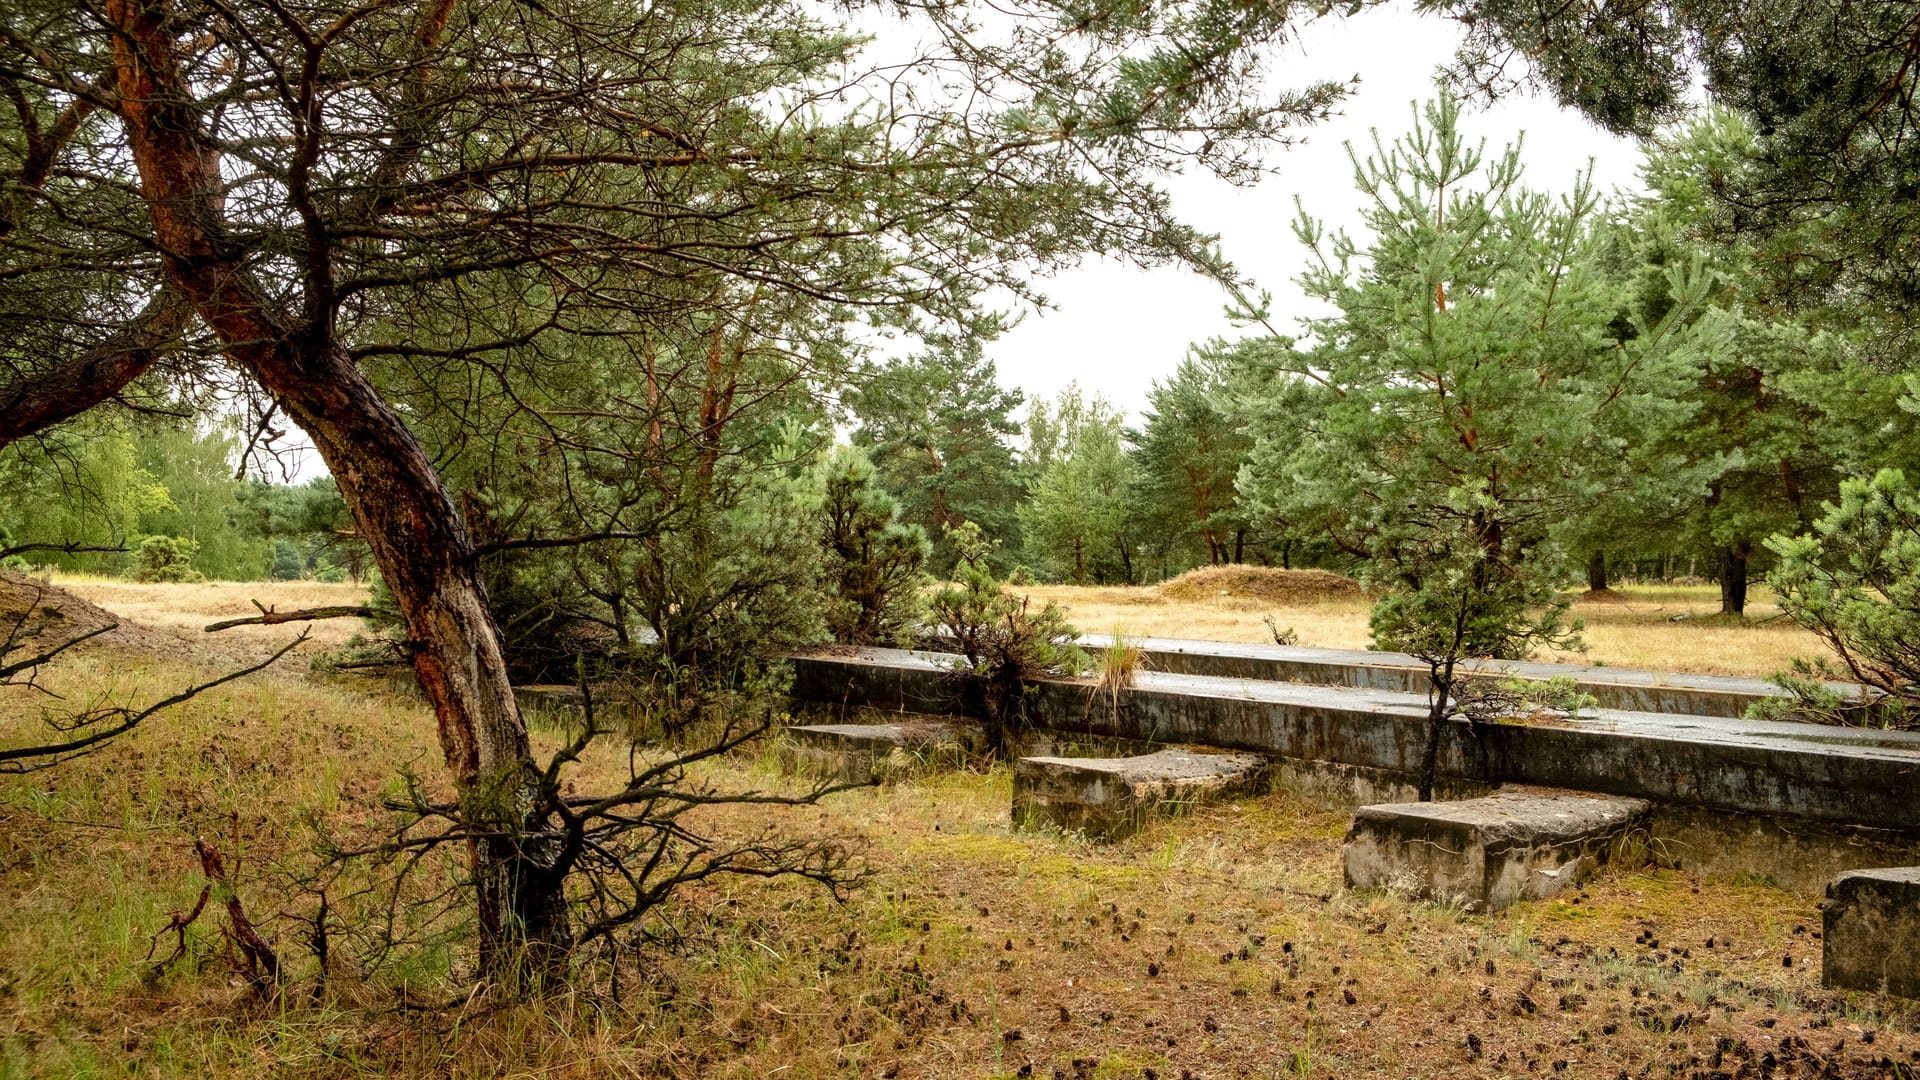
[1013,748,1269,840]
[1342,789,1650,911]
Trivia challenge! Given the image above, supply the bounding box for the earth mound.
[0,571,182,657]
[1575,587,1632,605]
[1156,566,1363,605]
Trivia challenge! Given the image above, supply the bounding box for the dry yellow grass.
[1024,583,1826,679]
[3,581,1910,1078]
[40,573,375,662]
[4,640,1914,1078]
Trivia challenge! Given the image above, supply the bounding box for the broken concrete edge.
[776,717,1168,785]
[1011,748,1273,841]
[1070,633,1870,720]
[784,646,979,719]
[779,719,976,785]
[1342,791,1653,912]
[1349,791,1653,853]
[1822,866,1920,1000]
[789,649,1920,829]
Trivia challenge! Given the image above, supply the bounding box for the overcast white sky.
[989,0,1649,422]
[274,1,1646,480]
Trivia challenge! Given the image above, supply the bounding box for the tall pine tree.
[1243,93,1706,797]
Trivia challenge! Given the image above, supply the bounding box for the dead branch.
[144,882,212,972]
[196,837,281,997]
[473,529,666,557]
[142,836,283,998]
[1,623,118,682]
[0,541,130,561]
[204,598,380,632]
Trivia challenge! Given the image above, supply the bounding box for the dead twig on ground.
[196,837,281,997]
[141,836,281,1001]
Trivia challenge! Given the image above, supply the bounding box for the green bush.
[927,522,1086,756]
[131,535,203,583]
[1762,468,1920,729]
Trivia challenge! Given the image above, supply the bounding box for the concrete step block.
[781,720,978,783]
[1823,867,1920,999]
[1343,789,1650,911]
[1013,748,1270,840]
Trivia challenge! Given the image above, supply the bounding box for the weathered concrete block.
[1343,790,1650,911]
[1648,806,1920,895]
[1012,730,1160,759]
[789,647,1920,890]
[1012,748,1270,840]
[1075,633,1854,719]
[1823,867,1920,999]
[781,720,978,783]
[790,647,969,715]
[1269,757,1496,809]
[794,647,1920,837]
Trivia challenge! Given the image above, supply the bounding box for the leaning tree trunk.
[0,290,190,452]
[255,343,572,975]
[106,0,567,978]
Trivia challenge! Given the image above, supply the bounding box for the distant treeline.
[0,418,365,583]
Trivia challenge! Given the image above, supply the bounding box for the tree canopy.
[1434,0,1920,356]
[0,0,1370,972]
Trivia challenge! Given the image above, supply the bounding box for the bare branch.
[473,529,665,557]
[0,622,118,681]
[0,632,310,772]
[0,541,130,561]
[204,599,380,632]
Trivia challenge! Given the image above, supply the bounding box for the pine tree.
[813,445,930,645]
[1020,387,1140,584]
[1243,93,1706,798]
[1438,0,1920,357]
[845,343,1026,572]
[1131,357,1256,569]
[1622,110,1914,612]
